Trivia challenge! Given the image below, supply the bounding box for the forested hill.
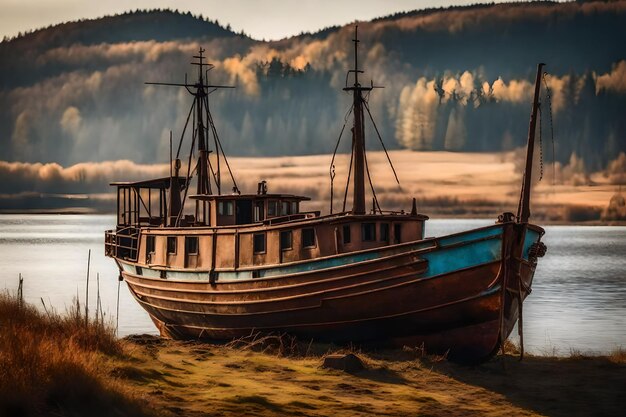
[1,2,625,171]
[2,9,242,51]
[0,10,253,89]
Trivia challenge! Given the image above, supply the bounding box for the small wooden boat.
[105,28,547,362]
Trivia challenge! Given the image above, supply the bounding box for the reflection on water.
[0,215,624,354]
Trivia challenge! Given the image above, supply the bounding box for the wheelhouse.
[189,192,311,227]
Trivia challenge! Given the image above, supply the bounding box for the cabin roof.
[189,193,311,201]
[110,176,187,189]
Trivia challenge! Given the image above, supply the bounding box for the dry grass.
[2,294,624,416]
[111,338,625,417]
[607,347,626,364]
[0,292,149,417]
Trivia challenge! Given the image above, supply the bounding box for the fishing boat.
[105,28,547,362]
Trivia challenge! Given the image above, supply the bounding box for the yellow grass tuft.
[608,347,626,364]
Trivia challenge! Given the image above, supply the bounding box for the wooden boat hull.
[117,221,544,362]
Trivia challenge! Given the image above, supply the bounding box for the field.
[2,150,624,223]
[226,150,622,222]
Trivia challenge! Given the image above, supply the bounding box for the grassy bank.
[0,293,149,417]
[1,294,624,417]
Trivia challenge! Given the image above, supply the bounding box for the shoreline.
[64,337,626,416]
[2,294,624,417]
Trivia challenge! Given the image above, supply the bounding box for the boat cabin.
[189,193,311,227]
[111,176,310,229]
[112,177,187,228]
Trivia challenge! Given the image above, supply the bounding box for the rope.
[542,72,556,186]
[342,143,354,213]
[176,121,197,226]
[203,95,240,194]
[116,278,121,337]
[358,93,381,212]
[538,104,544,181]
[206,150,219,186]
[330,105,354,214]
[176,100,196,159]
[330,165,336,214]
[363,141,382,213]
[517,275,525,361]
[363,100,401,187]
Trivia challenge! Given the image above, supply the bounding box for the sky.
[0,0,506,41]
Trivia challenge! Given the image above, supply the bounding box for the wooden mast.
[194,49,211,223]
[518,63,545,223]
[344,25,371,215]
[146,48,235,225]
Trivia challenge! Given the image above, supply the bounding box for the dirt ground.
[114,338,626,417]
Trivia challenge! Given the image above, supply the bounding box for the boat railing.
[376,210,408,215]
[105,225,140,261]
[263,211,320,225]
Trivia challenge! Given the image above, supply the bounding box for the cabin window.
[380,223,390,242]
[146,235,156,253]
[302,228,316,248]
[361,223,376,242]
[268,200,278,217]
[342,225,351,244]
[281,201,289,216]
[185,236,198,255]
[254,202,264,222]
[280,230,293,251]
[291,201,298,214]
[253,233,266,254]
[218,201,234,216]
[394,224,402,244]
[167,236,177,254]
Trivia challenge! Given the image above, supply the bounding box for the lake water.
[0,214,624,355]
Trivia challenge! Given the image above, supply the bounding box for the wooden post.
[85,249,91,324]
[17,273,23,307]
[116,279,121,337]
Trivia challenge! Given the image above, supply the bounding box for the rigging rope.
[542,72,556,186]
[359,95,382,213]
[115,278,120,337]
[363,140,382,213]
[363,100,401,187]
[176,121,197,226]
[203,94,240,194]
[329,105,354,214]
[538,104,544,181]
[203,95,221,193]
[176,100,196,159]
[342,143,354,213]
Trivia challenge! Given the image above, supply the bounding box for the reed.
[607,347,626,364]
[0,291,147,417]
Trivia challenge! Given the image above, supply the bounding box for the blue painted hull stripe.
[122,226,508,284]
